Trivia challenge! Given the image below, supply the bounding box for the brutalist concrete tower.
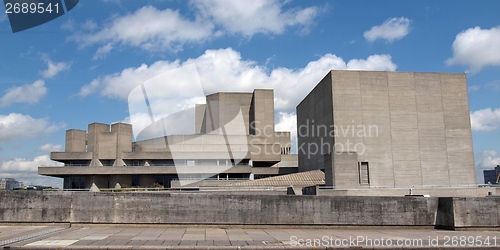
[297,70,477,188]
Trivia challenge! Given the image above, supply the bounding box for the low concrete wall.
[436,197,500,229]
[1,191,498,229]
[1,191,437,226]
[0,191,72,223]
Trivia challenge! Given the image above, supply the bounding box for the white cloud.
[477,150,500,170]
[0,113,64,143]
[192,0,319,36]
[37,144,63,152]
[40,57,71,78]
[71,2,320,54]
[470,108,500,132]
[0,80,46,107]
[0,155,63,188]
[475,149,500,184]
[364,17,412,43]
[346,54,397,70]
[93,43,113,60]
[81,48,397,113]
[82,19,98,30]
[447,26,500,73]
[71,6,214,52]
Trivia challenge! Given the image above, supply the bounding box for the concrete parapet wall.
[436,197,500,229]
[0,191,72,223]
[1,191,437,226]
[0,191,498,229]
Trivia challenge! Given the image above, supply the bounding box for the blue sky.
[1,0,500,188]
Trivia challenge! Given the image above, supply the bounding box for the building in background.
[484,165,500,184]
[0,178,22,190]
[39,89,298,189]
[297,70,477,188]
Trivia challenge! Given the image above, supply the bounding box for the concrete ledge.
[436,197,500,230]
[0,191,499,229]
[1,191,437,226]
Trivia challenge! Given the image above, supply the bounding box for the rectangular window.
[64,176,86,189]
[131,175,140,187]
[358,162,370,185]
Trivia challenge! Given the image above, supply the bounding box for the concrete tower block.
[65,129,86,152]
[250,89,275,143]
[297,70,477,189]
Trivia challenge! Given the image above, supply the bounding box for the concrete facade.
[40,89,298,189]
[297,70,477,188]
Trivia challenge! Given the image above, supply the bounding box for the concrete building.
[297,70,477,188]
[39,89,298,189]
[484,165,500,184]
[0,178,21,190]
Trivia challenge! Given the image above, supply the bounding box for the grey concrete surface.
[0,191,440,227]
[2,191,500,229]
[2,225,500,249]
[297,71,477,188]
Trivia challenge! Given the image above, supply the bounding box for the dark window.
[63,176,86,189]
[154,175,176,188]
[131,175,140,187]
[359,162,370,185]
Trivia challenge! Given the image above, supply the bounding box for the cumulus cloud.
[0,80,46,107]
[192,0,319,36]
[81,48,397,112]
[0,113,64,143]
[93,43,113,60]
[470,108,500,132]
[346,54,397,70]
[364,17,412,43]
[82,19,98,30]
[477,150,500,170]
[0,155,63,188]
[71,6,214,52]
[37,144,63,152]
[447,26,500,73]
[71,2,319,54]
[40,57,71,78]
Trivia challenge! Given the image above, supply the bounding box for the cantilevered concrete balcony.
[38,165,253,177]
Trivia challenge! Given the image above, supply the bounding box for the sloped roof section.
[227,170,325,187]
